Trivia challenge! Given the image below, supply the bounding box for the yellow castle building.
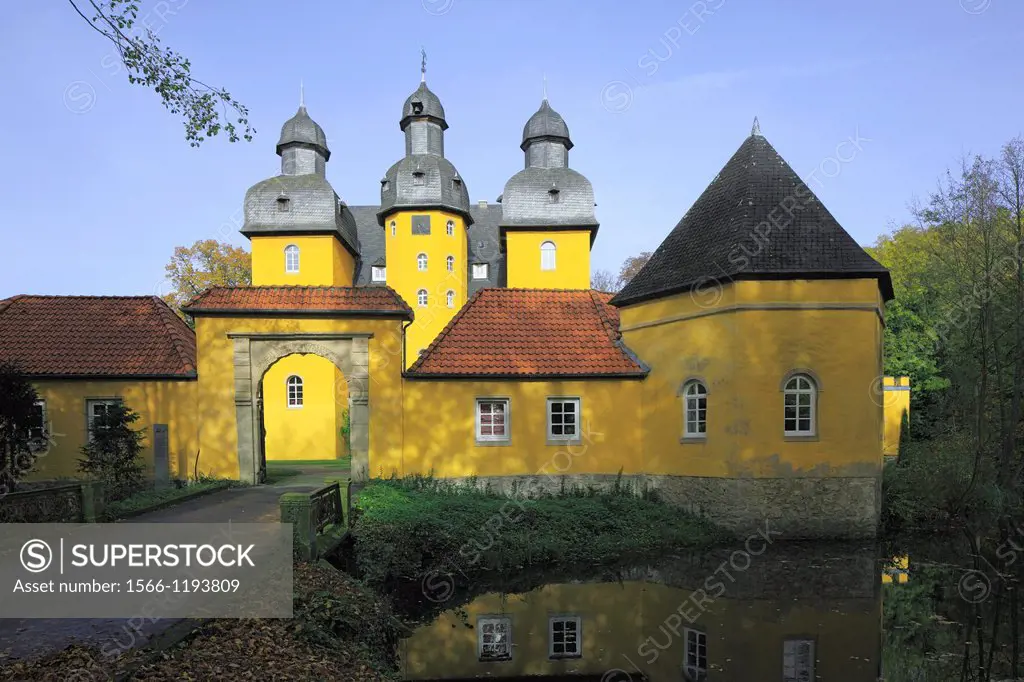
[0,73,906,538]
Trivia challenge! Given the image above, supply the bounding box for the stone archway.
[229,333,370,484]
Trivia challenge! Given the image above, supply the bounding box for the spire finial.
[299,79,305,108]
[751,116,761,137]
[542,73,548,102]
[420,47,427,83]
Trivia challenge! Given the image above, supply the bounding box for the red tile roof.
[408,289,648,378]
[182,286,413,318]
[0,296,197,378]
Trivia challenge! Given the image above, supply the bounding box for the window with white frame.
[784,374,816,436]
[417,289,428,307]
[284,244,300,273]
[446,290,456,308]
[371,266,386,282]
[547,398,580,442]
[27,399,47,447]
[472,263,489,280]
[417,253,428,271]
[548,616,581,659]
[86,398,122,439]
[682,381,707,437]
[477,616,512,661]
[446,255,454,272]
[684,628,707,681]
[783,639,815,682]
[446,220,455,236]
[390,220,397,237]
[540,240,556,271]
[286,375,303,408]
[476,398,509,443]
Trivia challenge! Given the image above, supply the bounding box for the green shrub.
[351,477,726,586]
[77,404,146,502]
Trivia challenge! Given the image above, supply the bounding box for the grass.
[103,479,233,520]
[266,457,351,470]
[351,475,729,586]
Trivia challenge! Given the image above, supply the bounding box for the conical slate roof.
[400,82,447,130]
[521,99,572,149]
[611,130,892,307]
[276,106,329,158]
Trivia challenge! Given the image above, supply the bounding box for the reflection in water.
[399,544,881,681]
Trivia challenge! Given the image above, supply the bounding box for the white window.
[27,400,46,445]
[446,290,456,308]
[284,244,300,273]
[684,628,707,681]
[547,398,580,442]
[540,241,556,271]
[683,381,707,438]
[390,220,396,237]
[477,616,512,661]
[417,289,428,307]
[286,375,303,408]
[446,255,454,272]
[371,266,386,282]
[476,399,509,443]
[784,374,817,436]
[417,253,428,271]
[87,398,122,439]
[783,639,815,682]
[446,220,455,236]
[472,263,489,280]
[548,616,581,659]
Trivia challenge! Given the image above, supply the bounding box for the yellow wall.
[505,230,591,289]
[382,209,468,366]
[250,234,355,286]
[400,379,643,478]
[194,315,406,480]
[883,376,910,457]
[25,379,198,481]
[402,581,880,680]
[262,354,347,461]
[618,279,884,478]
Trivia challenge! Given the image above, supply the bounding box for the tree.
[616,251,652,290]
[0,362,41,493]
[164,239,251,315]
[78,403,146,501]
[591,269,617,292]
[67,1,253,147]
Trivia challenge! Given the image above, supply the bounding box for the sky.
[1,0,1022,298]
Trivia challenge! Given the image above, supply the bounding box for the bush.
[78,403,147,502]
[351,476,727,586]
[0,362,42,493]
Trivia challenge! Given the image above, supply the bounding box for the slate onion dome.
[276,104,330,160]
[378,64,472,225]
[500,97,597,228]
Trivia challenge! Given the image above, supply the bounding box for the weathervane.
[421,47,427,83]
[299,79,304,108]
[543,73,548,101]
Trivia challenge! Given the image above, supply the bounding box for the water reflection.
[399,544,881,681]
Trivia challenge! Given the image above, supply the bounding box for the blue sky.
[1,0,1021,298]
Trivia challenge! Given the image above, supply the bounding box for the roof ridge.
[407,288,486,373]
[151,296,198,374]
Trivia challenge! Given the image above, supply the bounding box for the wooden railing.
[310,482,343,534]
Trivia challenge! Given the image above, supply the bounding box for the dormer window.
[452,177,462,190]
[412,170,426,187]
[548,188,561,204]
[472,263,489,280]
[277,197,291,212]
[371,266,386,282]
[411,101,424,115]
[381,178,390,192]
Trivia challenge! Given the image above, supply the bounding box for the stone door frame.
[228,332,370,484]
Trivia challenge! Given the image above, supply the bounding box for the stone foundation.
[432,473,879,540]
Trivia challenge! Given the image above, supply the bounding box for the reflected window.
[446,220,455,236]
[87,398,122,440]
[548,616,581,659]
[446,290,456,308]
[286,376,303,408]
[547,397,580,443]
[390,220,397,237]
[284,244,300,274]
[784,373,817,436]
[27,400,46,442]
[447,255,454,272]
[684,628,707,681]
[417,253,428,272]
[477,616,511,661]
[417,289,428,307]
[540,240,556,270]
[783,639,814,682]
[371,266,386,282]
[472,263,489,280]
[682,380,707,438]
[476,398,509,443]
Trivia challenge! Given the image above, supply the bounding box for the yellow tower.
[501,98,598,289]
[378,68,473,365]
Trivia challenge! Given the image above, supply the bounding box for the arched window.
[446,220,455,236]
[417,289,428,307]
[417,253,428,271]
[390,220,396,237]
[682,381,707,437]
[540,241,556,271]
[784,374,817,436]
[446,255,454,272]
[446,290,455,308]
[284,245,300,273]
[286,375,303,408]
